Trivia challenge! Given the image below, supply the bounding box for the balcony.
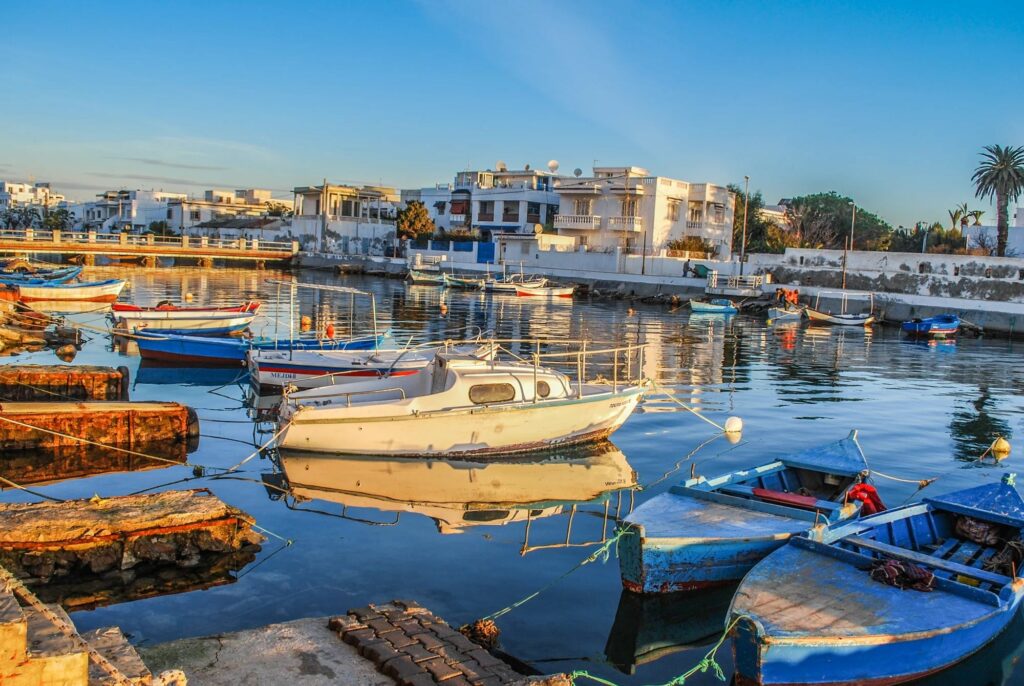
[502,214,520,223]
[608,216,644,232]
[449,213,467,224]
[478,213,494,222]
[686,220,705,230]
[554,214,602,230]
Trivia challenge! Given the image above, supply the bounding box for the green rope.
[478,527,634,623]
[568,614,751,686]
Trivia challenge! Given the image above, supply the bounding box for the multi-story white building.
[291,182,400,253]
[552,166,735,258]
[0,181,65,210]
[70,188,287,233]
[416,165,560,238]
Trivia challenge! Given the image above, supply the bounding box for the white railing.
[554,214,602,230]
[706,271,764,290]
[686,220,705,230]
[449,213,467,224]
[608,216,643,232]
[0,229,297,253]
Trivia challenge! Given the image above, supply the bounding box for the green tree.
[972,144,1024,257]
[147,220,175,236]
[396,200,435,241]
[42,208,72,232]
[727,184,783,253]
[785,192,892,250]
[3,207,41,230]
[266,201,293,218]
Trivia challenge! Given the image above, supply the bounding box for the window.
[189,210,201,221]
[478,201,494,221]
[688,201,703,222]
[712,203,725,223]
[667,200,681,221]
[434,201,446,215]
[502,201,519,221]
[621,197,638,217]
[166,209,172,219]
[527,202,541,221]
[536,380,550,398]
[469,383,516,404]
[573,198,592,215]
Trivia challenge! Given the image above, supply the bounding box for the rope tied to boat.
[648,379,741,435]
[567,614,752,686]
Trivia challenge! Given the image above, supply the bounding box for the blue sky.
[1,1,1021,226]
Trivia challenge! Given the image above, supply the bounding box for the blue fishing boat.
[0,266,82,285]
[730,473,1024,686]
[618,431,869,594]
[901,313,960,339]
[134,331,393,365]
[689,299,738,314]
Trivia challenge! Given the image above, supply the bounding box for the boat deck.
[630,492,812,540]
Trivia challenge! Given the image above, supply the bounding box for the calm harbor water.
[5,265,1024,685]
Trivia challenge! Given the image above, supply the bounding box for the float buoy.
[992,436,1012,460]
[724,416,743,435]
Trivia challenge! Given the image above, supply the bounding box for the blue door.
[476,241,496,264]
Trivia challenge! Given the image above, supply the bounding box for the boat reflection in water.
[266,441,636,536]
[604,585,738,675]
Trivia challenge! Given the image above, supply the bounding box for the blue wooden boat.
[901,313,960,339]
[689,298,738,314]
[134,330,393,366]
[407,269,445,286]
[730,473,1024,685]
[618,431,868,594]
[0,266,82,285]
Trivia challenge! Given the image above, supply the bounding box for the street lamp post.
[849,201,857,251]
[841,201,856,290]
[739,175,749,276]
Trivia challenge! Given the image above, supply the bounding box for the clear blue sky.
[2,0,1021,227]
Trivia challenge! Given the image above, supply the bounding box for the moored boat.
[730,473,1024,686]
[618,431,870,594]
[135,331,391,366]
[689,299,738,314]
[407,269,445,286]
[902,313,960,338]
[0,266,83,284]
[442,273,485,289]
[766,306,803,321]
[516,284,575,298]
[484,274,547,293]
[277,347,646,456]
[16,279,126,303]
[805,307,875,326]
[112,301,261,316]
[113,300,262,335]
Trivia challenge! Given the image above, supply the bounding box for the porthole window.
[469,383,515,405]
[537,380,551,398]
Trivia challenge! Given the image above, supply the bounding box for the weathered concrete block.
[423,656,463,681]
[382,654,426,681]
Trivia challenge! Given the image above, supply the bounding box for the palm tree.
[972,145,1024,257]
[947,207,964,232]
[969,209,985,226]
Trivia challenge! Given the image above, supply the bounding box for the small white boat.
[802,290,876,329]
[516,284,575,298]
[485,273,548,293]
[767,306,804,321]
[17,279,126,303]
[248,342,493,390]
[689,299,737,314]
[117,310,259,335]
[277,352,646,456]
[805,308,875,326]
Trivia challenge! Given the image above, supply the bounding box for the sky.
[1,0,1022,227]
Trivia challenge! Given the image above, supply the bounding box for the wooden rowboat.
[407,269,445,286]
[135,331,391,366]
[17,279,126,303]
[730,473,1024,685]
[515,284,575,298]
[901,313,960,339]
[805,307,875,326]
[618,431,868,593]
[442,273,485,289]
[690,299,738,314]
[112,301,261,315]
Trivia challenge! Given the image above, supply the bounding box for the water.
[5,265,1024,685]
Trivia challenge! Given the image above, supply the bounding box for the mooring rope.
[0,474,67,502]
[567,614,752,686]
[648,379,729,432]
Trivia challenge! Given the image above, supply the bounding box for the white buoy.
[724,416,744,434]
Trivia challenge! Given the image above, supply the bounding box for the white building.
[415,165,560,238]
[0,181,65,210]
[552,166,735,258]
[70,188,287,233]
[291,182,400,253]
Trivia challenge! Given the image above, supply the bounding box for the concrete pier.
[0,365,130,402]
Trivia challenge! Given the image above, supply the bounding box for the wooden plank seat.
[719,484,842,513]
[844,535,1011,587]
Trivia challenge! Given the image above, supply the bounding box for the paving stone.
[403,644,438,663]
[393,618,425,634]
[349,605,383,620]
[385,632,421,650]
[429,623,461,639]
[448,632,482,652]
[415,632,447,651]
[423,656,463,681]
[367,617,401,635]
[342,627,377,646]
[382,655,427,682]
[452,658,487,681]
[394,599,428,613]
[362,639,402,664]
[401,673,439,686]
[328,615,366,633]
[468,676,504,686]
[445,676,474,686]
[467,649,507,669]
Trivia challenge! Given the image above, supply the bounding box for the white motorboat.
[277,351,646,456]
[248,341,493,390]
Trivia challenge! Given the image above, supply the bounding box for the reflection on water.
[3,266,1024,684]
[267,442,637,537]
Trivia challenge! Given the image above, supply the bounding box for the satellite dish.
[547,160,559,173]
[495,160,507,172]
[573,168,583,178]
[524,163,531,171]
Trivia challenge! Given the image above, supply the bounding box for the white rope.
[649,379,726,432]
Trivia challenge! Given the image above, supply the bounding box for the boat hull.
[805,309,874,326]
[17,279,126,302]
[732,603,1016,686]
[280,387,644,456]
[690,300,738,314]
[128,315,256,335]
[516,285,574,298]
[135,333,387,365]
